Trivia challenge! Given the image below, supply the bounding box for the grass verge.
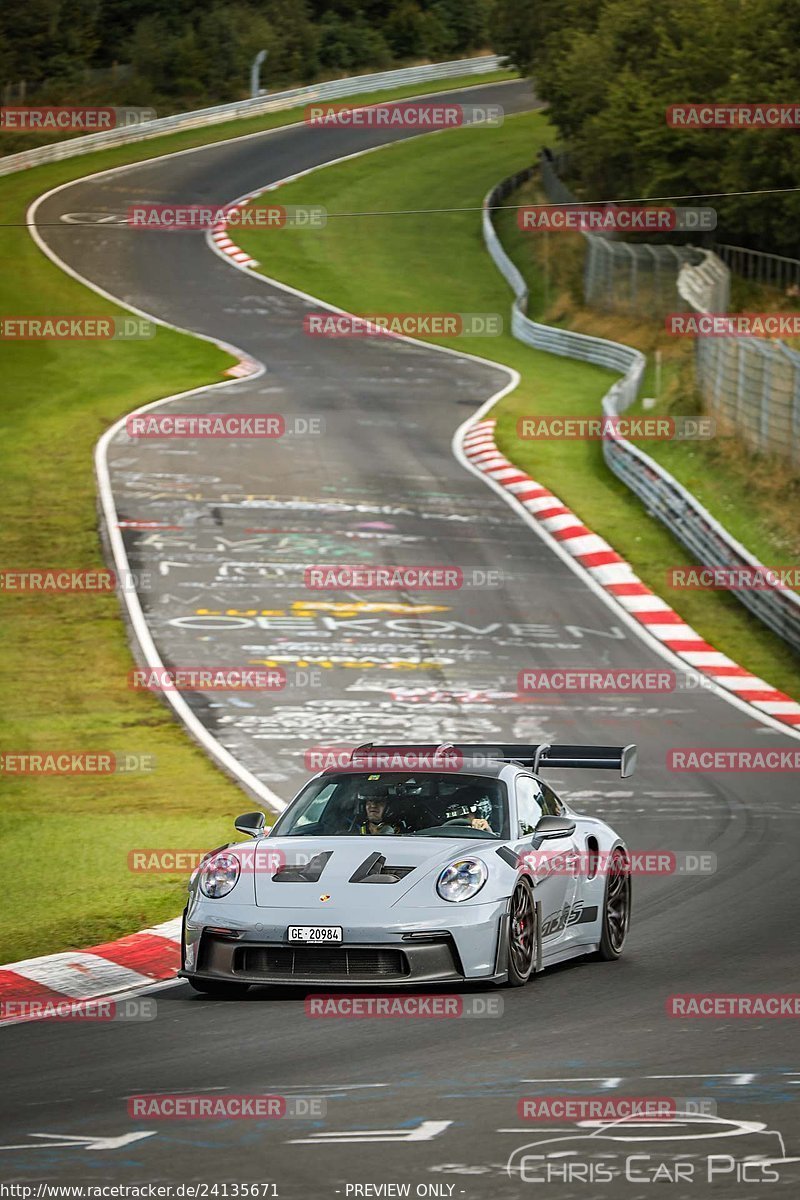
[0,68,516,963]
[494,174,800,572]
[235,110,800,701]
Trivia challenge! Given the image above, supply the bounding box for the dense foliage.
[491,0,800,256]
[0,0,489,108]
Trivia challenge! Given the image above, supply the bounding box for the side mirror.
[234,811,266,839]
[534,815,576,839]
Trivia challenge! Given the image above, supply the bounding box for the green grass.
[0,182,242,963]
[0,68,516,192]
[0,67,518,156]
[235,110,800,701]
[0,68,516,964]
[494,174,800,574]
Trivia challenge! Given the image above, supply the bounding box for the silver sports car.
[179,742,636,995]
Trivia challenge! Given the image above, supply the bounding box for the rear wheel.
[188,977,250,998]
[593,847,631,960]
[506,881,536,986]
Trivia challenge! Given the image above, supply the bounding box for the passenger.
[450,784,495,833]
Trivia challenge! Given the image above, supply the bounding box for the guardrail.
[0,56,508,178]
[676,249,730,313]
[483,167,800,655]
[483,168,645,424]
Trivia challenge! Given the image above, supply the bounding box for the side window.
[540,783,564,817]
[516,776,544,837]
[296,784,336,828]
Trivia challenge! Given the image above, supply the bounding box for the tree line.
[0,0,489,108]
[491,0,800,258]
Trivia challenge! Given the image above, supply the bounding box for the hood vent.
[272,851,332,883]
[349,852,416,884]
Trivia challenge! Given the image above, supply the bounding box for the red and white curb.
[210,201,259,269]
[224,356,260,378]
[211,203,264,383]
[462,419,800,728]
[0,918,181,1022]
[209,180,289,276]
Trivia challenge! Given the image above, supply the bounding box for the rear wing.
[350,742,637,778]
[530,744,637,778]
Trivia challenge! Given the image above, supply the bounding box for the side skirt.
[542,940,600,968]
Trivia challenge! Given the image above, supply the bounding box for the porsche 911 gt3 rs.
[179,742,636,995]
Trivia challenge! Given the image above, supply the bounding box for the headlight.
[436,857,488,903]
[199,852,240,898]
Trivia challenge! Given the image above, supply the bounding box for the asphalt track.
[3,79,799,1198]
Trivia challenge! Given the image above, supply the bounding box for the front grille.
[236,945,409,979]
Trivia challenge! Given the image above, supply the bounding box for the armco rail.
[0,55,507,178]
[484,167,800,654]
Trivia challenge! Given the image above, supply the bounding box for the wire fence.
[538,154,709,318]
[678,254,800,464]
[715,243,800,292]
[539,154,800,464]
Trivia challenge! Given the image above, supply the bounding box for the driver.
[356,782,405,835]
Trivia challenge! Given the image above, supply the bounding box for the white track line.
[25,81,525,812]
[202,133,800,743]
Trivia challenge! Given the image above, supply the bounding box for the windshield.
[271,772,509,839]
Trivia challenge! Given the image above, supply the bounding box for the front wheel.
[505,881,537,986]
[593,847,631,960]
[188,977,250,998]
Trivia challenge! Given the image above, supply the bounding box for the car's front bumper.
[181,897,509,986]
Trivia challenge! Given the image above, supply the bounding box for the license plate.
[288,925,343,943]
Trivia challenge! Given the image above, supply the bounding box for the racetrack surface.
[4,79,799,1197]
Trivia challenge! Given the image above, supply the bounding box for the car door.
[540,780,593,946]
[514,774,579,947]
